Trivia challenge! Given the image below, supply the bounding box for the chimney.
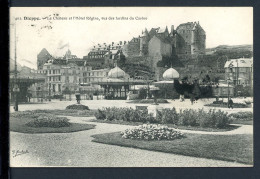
[124,41,126,44]
[171,25,174,34]
[112,42,114,46]
[120,41,122,45]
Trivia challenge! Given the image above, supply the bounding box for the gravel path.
[10,116,252,167]
[9,98,253,114]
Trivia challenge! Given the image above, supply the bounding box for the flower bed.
[121,124,185,141]
[26,114,70,128]
[66,104,89,110]
[95,107,230,129]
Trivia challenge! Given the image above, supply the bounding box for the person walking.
[228,98,234,109]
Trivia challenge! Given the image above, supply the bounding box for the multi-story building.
[224,58,253,87]
[42,57,92,96]
[83,41,126,69]
[83,68,110,83]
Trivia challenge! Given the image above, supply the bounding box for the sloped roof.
[38,48,50,57]
[224,58,253,68]
[158,26,168,33]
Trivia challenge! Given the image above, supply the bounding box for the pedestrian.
[190,95,194,105]
[228,98,233,109]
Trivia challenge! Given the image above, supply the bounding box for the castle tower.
[139,28,149,56]
[37,48,51,70]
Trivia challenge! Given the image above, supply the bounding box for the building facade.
[42,58,92,96]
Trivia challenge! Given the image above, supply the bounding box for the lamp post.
[227,77,231,107]
[13,22,19,111]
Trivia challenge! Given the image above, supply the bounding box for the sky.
[10,7,253,69]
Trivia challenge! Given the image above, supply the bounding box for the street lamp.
[12,21,19,111]
[227,77,232,107]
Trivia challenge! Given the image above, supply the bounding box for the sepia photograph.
[9,7,253,167]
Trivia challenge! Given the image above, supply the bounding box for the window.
[58,84,61,92]
[52,84,56,92]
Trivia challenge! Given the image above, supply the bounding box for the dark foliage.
[66,104,89,110]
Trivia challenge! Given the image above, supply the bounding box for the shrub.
[156,108,179,124]
[198,109,229,128]
[228,112,253,121]
[95,107,155,122]
[178,109,198,126]
[26,114,71,128]
[94,107,230,129]
[94,109,106,120]
[121,124,185,141]
[66,104,89,110]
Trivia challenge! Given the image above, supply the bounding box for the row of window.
[83,72,108,77]
[50,84,61,92]
[88,55,105,59]
[49,76,61,82]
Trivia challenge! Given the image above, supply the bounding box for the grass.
[90,119,239,132]
[92,132,253,165]
[10,112,95,134]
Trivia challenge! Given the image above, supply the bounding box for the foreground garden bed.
[92,132,253,165]
[90,119,239,132]
[10,111,95,133]
[94,107,233,130]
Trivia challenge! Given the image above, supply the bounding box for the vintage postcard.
[9,7,253,167]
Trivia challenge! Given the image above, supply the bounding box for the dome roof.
[108,66,126,78]
[163,68,179,80]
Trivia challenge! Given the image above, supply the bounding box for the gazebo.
[93,66,149,99]
[154,67,180,99]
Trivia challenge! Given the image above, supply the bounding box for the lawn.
[10,112,95,134]
[92,132,253,165]
[90,119,239,132]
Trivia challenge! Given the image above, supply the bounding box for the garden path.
[9,98,253,114]
[67,116,253,135]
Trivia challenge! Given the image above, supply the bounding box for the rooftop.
[224,58,253,68]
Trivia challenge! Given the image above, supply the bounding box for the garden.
[91,107,253,164]
[94,107,235,131]
[10,104,95,133]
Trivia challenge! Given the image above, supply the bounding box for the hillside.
[206,44,253,59]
